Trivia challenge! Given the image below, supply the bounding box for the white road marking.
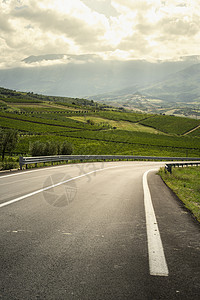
[143,169,169,277]
[1,163,168,276]
[0,165,120,209]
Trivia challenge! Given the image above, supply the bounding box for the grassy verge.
[158,166,200,222]
[0,156,19,171]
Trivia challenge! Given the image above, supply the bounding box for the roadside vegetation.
[159,167,200,222]
[0,128,19,170]
[30,140,73,156]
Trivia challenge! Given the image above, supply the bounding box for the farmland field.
[187,127,200,137]
[139,115,200,135]
[0,87,200,158]
[68,116,164,134]
[97,110,151,123]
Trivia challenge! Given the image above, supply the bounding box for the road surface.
[0,161,199,299]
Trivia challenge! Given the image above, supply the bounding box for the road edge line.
[143,169,169,277]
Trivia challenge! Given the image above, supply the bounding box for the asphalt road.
[0,161,199,300]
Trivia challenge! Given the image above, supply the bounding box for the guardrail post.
[19,156,23,170]
[165,164,172,174]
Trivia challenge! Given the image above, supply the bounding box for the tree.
[30,141,44,156]
[87,119,95,125]
[0,129,18,160]
[56,142,62,155]
[43,141,57,156]
[61,141,73,155]
[30,140,73,156]
[30,141,57,156]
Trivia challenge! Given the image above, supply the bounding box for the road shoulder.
[147,171,200,299]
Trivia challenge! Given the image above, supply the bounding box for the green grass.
[0,112,103,131]
[13,105,69,112]
[97,110,150,122]
[0,97,42,103]
[64,128,200,151]
[0,116,84,134]
[14,133,199,159]
[1,113,200,158]
[188,127,200,137]
[0,87,97,108]
[159,166,200,222]
[0,156,19,170]
[68,116,164,134]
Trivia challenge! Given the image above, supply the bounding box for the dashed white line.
[143,169,169,277]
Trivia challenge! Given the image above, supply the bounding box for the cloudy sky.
[1,0,200,68]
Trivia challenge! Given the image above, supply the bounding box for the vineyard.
[139,114,200,135]
[0,87,200,158]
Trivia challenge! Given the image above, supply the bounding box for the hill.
[141,63,200,103]
[0,88,199,160]
[88,64,200,117]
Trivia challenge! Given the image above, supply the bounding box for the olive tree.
[30,140,73,156]
[60,141,73,155]
[0,129,18,160]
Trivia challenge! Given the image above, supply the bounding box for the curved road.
[0,161,199,299]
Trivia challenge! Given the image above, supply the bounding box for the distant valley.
[0,54,199,118]
[87,63,200,118]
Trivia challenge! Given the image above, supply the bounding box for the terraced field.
[140,114,200,135]
[67,116,164,134]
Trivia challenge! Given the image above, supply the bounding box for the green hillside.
[141,63,200,103]
[140,115,200,135]
[0,87,200,158]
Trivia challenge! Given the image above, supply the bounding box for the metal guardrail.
[165,162,200,173]
[19,155,200,170]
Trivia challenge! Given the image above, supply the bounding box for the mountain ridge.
[141,63,200,102]
[89,63,200,103]
[0,55,198,98]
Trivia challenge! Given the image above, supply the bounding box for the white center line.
[143,169,169,277]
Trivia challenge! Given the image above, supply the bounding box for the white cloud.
[110,0,200,60]
[0,0,200,68]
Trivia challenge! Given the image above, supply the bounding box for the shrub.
[0,157,19,170]
[87,119,95,125]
